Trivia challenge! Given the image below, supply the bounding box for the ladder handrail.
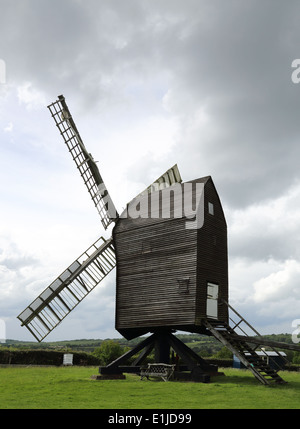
[222,299,261,336]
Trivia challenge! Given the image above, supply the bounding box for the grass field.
[0,366,300,409]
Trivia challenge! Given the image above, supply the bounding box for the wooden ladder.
[204,317,287,385]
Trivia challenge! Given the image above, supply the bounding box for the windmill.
[18,95,299,384]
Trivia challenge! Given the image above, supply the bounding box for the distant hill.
[1,333,295,356]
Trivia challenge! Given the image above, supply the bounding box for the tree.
[213,347,233,359]
[292,351,300,365]
[93,340,125,365]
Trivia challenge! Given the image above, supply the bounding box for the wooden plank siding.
[113,176,228,340]
[195,178,228,324]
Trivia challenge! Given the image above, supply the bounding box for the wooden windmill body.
[114,176,228,340]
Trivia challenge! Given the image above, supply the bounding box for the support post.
[154,333,171,364]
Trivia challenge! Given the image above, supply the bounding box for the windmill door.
[206,282,219,319]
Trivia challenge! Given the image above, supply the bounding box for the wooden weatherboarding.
[18,95,300,385]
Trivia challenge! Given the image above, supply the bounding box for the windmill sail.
[47,95,118,229]
[17,237,116,342]
[138,164,182,196]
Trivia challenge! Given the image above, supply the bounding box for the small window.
[178,277,190,294]
[208,202,214,215]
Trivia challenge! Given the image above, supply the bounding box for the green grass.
[0,366,300,409]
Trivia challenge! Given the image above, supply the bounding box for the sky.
[1,0,300,342]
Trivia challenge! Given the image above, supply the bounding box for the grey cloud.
[229,230,299,263]
[147,1,300,207]
[0,241,39,271]
[0,254,38,271]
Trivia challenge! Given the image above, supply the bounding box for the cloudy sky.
[1,0,300,342]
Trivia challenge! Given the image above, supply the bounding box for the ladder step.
[204,319,286,386]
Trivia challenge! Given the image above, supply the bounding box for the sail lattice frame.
[17,237,116,342]
[47,95,118,229]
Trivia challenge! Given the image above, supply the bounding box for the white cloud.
[228,181,300,261]
[3,121,13,132]
[253,259,300,304]
[17,82,46,111]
